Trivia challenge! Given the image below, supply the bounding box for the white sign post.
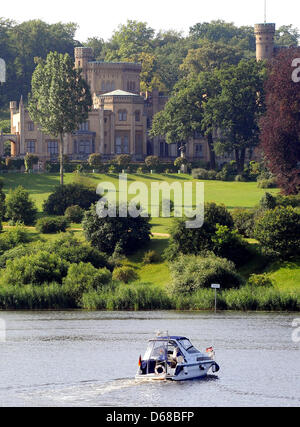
[211,284,221,313]
[0,58,6,84]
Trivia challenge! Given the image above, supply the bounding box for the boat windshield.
[144,340,168,361]
[179,338,199,354]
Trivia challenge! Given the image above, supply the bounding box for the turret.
[254,23,276,61]
[74,47,93,70]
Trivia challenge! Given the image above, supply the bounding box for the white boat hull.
[136,361,218,382]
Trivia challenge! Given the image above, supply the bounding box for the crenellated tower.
[254,23,276,61]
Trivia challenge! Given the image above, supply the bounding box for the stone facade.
[5,47,213,164]
[5,22,278,164]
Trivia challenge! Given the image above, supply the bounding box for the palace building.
[2,22,278,164]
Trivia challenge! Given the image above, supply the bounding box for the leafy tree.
[82,203,152,255]
[6,186,37,225]
[145,155,160,170]
[88,153,102,169]
[28,51,92,185]
[43,183,99,215]
[254,206,300,259]
[114,154,132,169]
[205,59,266,172]
[260,47,300,194]
[275,25,300,47]
[0,179,6,220]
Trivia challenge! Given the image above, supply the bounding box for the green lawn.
[2,172,279,234]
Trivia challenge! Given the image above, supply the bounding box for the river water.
[0,310,299,407]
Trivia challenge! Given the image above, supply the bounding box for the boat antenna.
[264,0,267,23]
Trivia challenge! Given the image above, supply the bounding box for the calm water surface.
[0,311,299,407]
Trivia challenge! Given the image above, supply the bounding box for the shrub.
[108,165,116,174]
[136,166,146,174]
[259,192,277,210]
[112,266,139,284]
[235,174,247,182]
[145,155,160,170]
[164,202,234,260]
[257,178,277,189]
[6,186,37,225]
[114,154,132,169]
[36,216,69,234]
[247,273,274,288]
[254,206,300,259]
[45,234,110,269]
[82,203,152,255]
[143,250,161,264]
[217,161,238,181]
[0,225,32,255]
[275,194,300,208]
[174,157,188,169]
[88,153,102,169]
[64,205,84,223]
[192,168,209,180]
[232,208,255,238]
[43,183,99,215]
[63,262,112,304]
[212,224,251,266]
[168,254,243,296]
[0,251,69,286]
[0,179,5,220]
[24,154,38,172]
[207,170,217,180]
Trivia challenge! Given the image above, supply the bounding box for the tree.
[28,51,92,185]
[260,47,300,194]
[275,25,300,47]
[24,153,38,172]
[205,59,266,172]
[82,203,152,255]
[6,186,37,225]
[150,72,220,169]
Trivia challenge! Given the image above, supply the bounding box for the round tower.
[254,23,276,61]
[74,47,93,70]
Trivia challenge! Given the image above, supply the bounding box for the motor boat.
[135,332,220,381]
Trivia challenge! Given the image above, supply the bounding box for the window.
[28,122,34,131]
[78,121,89,131]
[26,140,35,153]
[179,339,199,354]
[115,134,129,154]
[118,110,127,121]
[47,141,58,155]
[135,111,141,122]
[79,140,92,154]
[127,81,136,92]
[194,143,203,158]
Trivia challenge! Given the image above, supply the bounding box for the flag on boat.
[138,355,142,367]
[206,347,213,353]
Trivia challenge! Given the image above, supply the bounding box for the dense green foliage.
[64,205,84,223]
[5,186,37,225]
[35,216,70,234]
[168,254,243,295]
[43,183,99,215]
[82,203,152,255]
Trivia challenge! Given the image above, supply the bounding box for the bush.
[275,194,300,208]
[259,192,277,210]
[64,205,84,223]
[45,234,111,269]
[168,254,243,296]
[88,153,102,169]
[257,178,277,189]
[36,216,69,234]
[0,251,69,286]
[164,202,234,260]
[43,183,99,215]
[108,165,116,174]
[192,168,209,180]
[24,154,38,172]
[136,166,146,174]
[217,161,238,181]
[63,262,112,304]
[232,209,255,238]
[143,250,161,264]
[247,273,274,288]
[174,157,188,169]
[82,203,152,255]
[6,186,37,225]
[212,224,251,266]
[0,179,5,220]
[254,206,300,259]
[114,154,132,169]
[235,174,247,182]
[0,225,32,255]
[112,266,139,284]
[145,156,160,170]
[207,170,217,180]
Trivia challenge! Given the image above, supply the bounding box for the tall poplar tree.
[28,51,92,185]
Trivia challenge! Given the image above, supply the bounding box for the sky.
[1,0,299,42]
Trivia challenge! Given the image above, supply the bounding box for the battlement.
[254,23,276,34]
[74,47,93,59]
